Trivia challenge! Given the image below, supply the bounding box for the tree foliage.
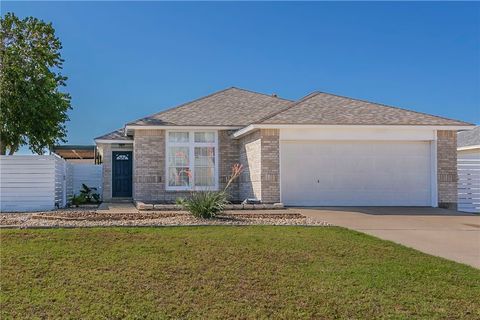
[0,12,71,155]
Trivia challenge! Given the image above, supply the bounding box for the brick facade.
[131,129,240,203]
[101,128,454,207]
[238,129,280,203]
[239,131,262,201]
[133,129,165,201]
[219,130,240,201]
[437,130,457,209]
[260,129,280,203]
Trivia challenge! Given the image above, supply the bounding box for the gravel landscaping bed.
[0,209,329,228]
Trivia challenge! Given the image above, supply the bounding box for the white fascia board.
[94,139,134,144]
[232,124,475,139]
[457,145,480,151]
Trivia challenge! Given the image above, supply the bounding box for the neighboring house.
[94,87,474,208]
[457,127,480,213]
[457,127,480,159]
[53,145,100,164]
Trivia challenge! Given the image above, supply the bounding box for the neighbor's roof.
[260,92,473,126]
[127,87,292,127]
[458,126,480,148]
[52,145,95,159]
[95,128,132,141]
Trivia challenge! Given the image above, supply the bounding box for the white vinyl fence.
[66,163,103,199]
[0,155,67,212]
[458,158,480,213]
[0,155,103,212]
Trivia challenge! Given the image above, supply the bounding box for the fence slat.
[0,155,66,212]
[458,157,480,213]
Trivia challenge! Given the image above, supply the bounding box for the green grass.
[1,227,479,319]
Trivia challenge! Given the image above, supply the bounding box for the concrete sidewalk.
[298,207,480,269]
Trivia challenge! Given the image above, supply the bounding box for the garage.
[280,140,433,206]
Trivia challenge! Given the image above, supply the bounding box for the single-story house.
[94,87,474,208]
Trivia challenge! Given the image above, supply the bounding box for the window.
[115,154,129,161]
[166,131,218,190]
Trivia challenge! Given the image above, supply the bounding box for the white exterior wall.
[66,163,103,199]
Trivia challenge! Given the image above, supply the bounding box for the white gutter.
[94,139,134,144]
[457,145,480,151]
[232,124,476,139]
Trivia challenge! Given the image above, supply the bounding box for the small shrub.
[70,194,86,207]
[182,191,228,219]
[79,184,100,203]
[179,164,243,219]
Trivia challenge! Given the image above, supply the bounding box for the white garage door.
[280,141,432,206]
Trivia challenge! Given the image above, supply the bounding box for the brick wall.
[437,130,457,209]
[260,129,280,203]
[133,129,165,201]
[238,129,280,203]
[239,130,262,201]
[219,130,240,201]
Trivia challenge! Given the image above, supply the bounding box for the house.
[94,87,474,208]
[457,127,480,213]
[457,127,480,160]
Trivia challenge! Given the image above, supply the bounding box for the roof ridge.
[126,87,294,127]
[315,91,474,126]
[230,86,294,102]
[126,87,236,126]
[256,91,321,124]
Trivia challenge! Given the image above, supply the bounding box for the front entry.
[112,151,133,198]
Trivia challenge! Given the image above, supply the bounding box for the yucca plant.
[180,191,228,219]
[179,163,243,219]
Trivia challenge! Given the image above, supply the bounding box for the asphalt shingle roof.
[128,87,292,127]
[458,127,480,148]
[260,92,472,126]
[95,128,132,141]
[95,88,473,141]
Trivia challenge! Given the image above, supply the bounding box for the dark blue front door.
[112,151,132,197]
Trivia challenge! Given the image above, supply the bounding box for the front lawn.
[1,226,479,319]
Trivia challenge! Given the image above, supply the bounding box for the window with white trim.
[166,131,218,190]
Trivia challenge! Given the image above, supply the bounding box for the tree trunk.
[0,138,6,155]
[7,142,19,155]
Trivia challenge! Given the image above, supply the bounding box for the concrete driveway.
[298,207,480,269]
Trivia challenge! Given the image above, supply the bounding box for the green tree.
[0,12,71,155]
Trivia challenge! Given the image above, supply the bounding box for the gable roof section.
[458,127,480,148]
[128,87,292,127]
[95,128,132,141]
[260,92,473,126]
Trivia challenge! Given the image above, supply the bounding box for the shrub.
[70,194,86,207]
[182,191,228,219]
[79,184,100,203]
[179,163,243,219]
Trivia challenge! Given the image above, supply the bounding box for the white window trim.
[165,130,219,191]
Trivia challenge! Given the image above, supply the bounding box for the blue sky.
[3,1,480,149]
